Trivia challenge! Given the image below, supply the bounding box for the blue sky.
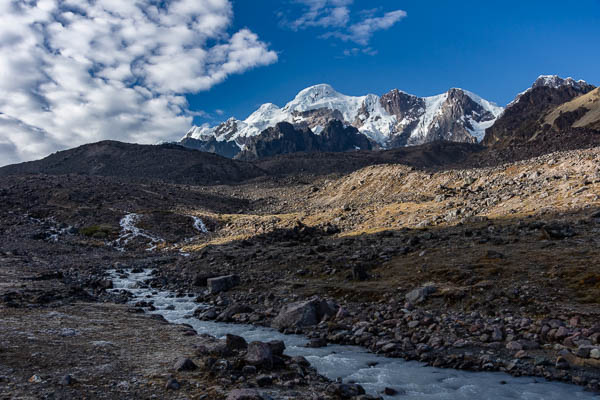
[189,0,600,125]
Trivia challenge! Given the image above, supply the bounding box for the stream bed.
[109,269,597,399]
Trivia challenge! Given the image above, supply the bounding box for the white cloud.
[282,1,406,52]
[287,0,353,30]
[323,10,407,46]
[0,0,277,166]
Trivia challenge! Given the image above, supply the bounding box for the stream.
[108,269,597,400]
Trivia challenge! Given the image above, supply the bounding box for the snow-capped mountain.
[483,75,595,147]
[507,75,592,108]
[183,84,503,154]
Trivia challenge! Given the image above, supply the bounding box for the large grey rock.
[226,334,248,351]
[207,275,240,294]
[405,284,437,304]
[272,297,337,330]
[245,341,273,369]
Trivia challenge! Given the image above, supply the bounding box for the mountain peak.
[532,75,588,89]
[257,103,279,111]
[290,84,341,103]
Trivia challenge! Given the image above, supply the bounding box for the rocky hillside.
[182,83,502,158]
[0,141,265,185]
[483,76,596,147]
[543,87,600,132]
[235,120,373,161]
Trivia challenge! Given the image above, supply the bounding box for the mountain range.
[180,75,598,160]
[181,83,503,158]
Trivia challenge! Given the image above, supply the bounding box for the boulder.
[272,297,336,330]
[174,358,197,372]
[165,378,180,390]
[326,383,366,399]
[207,275,240,294]
[226,334,248,351]
[405,284,437,304]
[218,304,254,321]
[267,340,285,356]
[256,375,273,387]
[245,341,273,369]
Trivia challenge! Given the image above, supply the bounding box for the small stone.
[256,375,273,387]
[207,275,240,294]
[165,378,180,390]
[590,348,600,359]
[242,365,257,375]
[515,350,527,358]
[226,389,263,400]
[305,338,327,348]
[576,346,592,358]
[174,358,197,372]
[405,284,436,304]
[555,356,570,370]
[555,326,569,340]
[506,341,523,351]
[59,375,75,386]
[384,387,398,395]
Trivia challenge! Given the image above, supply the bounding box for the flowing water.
[109,269,597,400]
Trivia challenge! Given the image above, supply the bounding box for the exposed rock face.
[404,88,499,146]
[235,120,373,161]
[483,76,596,147]
[292,108,346,132]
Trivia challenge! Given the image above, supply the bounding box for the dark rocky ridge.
[236,120,374,161]
[483,78,596,147]
[180,136,242,159]
[0,140,264,185]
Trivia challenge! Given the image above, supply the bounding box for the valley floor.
[2,146,600,398]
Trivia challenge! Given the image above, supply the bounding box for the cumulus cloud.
[281,1,405,52]
[0,0,278,166]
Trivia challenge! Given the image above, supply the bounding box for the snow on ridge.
[409,93,448,141]
[184,84,504,146]
[283,83,369,123]
[507,75,590,109]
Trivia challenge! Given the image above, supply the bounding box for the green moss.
[80,224,116,238]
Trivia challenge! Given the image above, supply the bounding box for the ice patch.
[113,213,164,251]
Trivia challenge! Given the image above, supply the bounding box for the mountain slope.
[183,84,503,157]
[0,141,265,184]
[482,75,596,147]
[543,87,600,131]
[236,120,373,161]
